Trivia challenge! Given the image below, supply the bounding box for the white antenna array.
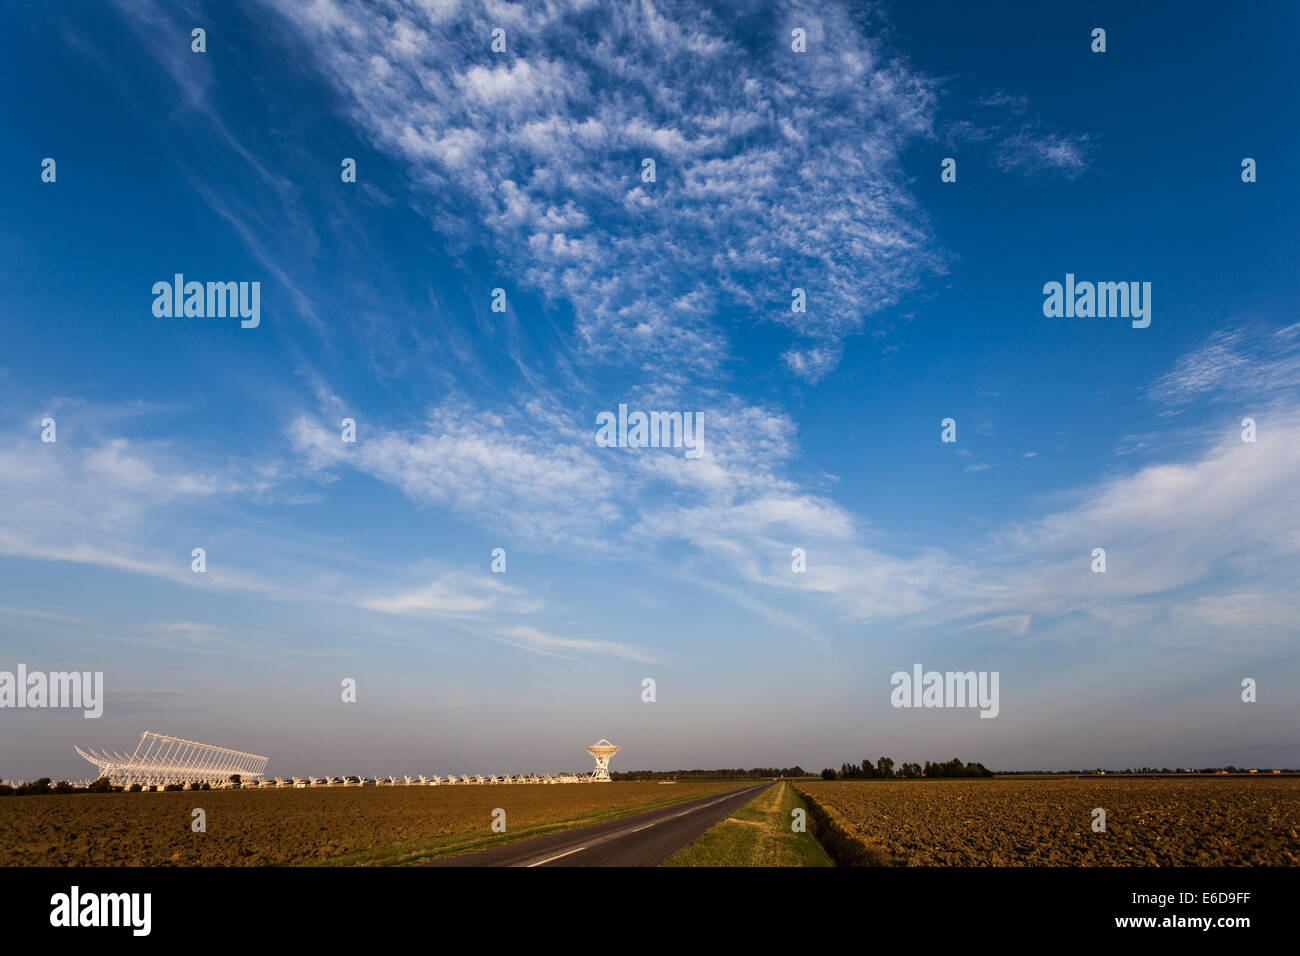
[72,734,621,787]
[75,731,267,788]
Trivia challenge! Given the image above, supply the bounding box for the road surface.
[424,783,772,867]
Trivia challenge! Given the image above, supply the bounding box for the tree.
[876,757,895,779]
[86,777,114,793]
[821,768,837,780]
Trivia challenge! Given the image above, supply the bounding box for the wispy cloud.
[951,89,1092,179]
[284,327,1300,649]
[994,128,1091,178]
[261,0,946,382]
[361,570,541,618]
[96,0,332,336]
[1148,324,1300,408]
[12,335,1300,664]
[497,624,658,664]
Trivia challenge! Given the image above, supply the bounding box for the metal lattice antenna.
[75,731,268,788]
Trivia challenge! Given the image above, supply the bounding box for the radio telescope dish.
[585,739,620,781]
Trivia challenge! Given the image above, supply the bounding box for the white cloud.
[261,0,944,382]
[496,625,658,664]
[289,401,625,550]
[362,570,541,618]
[1148,325,1300,408]
[1173,591,1300,631]
[286,335,1300,649]
[995,129,1091,178]
[0,422,326,600]
[951,88,1092,179]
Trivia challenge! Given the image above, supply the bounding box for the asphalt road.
[424,782,772,867]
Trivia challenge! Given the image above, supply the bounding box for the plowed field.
[797,778,1300,865]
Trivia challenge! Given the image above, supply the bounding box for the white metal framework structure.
[65,735,624,789]
[586,739,619,781]
[75,731,268,787]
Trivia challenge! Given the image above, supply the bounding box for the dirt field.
[0,781,746,866]
[797,778,1300,866]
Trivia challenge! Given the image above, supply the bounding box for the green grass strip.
[661,782,832,867]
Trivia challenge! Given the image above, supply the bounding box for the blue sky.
[2,0,1297,779]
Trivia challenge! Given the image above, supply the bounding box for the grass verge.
[661,782,832,867]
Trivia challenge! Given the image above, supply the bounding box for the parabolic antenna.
[586,738,620,781]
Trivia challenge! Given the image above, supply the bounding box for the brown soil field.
[0,781,746,866]
[797,778,1300,866]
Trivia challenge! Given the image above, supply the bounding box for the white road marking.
[525,845,589,867]
[672,790,750,817]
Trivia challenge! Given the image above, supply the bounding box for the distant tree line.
[820,756,993,780]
